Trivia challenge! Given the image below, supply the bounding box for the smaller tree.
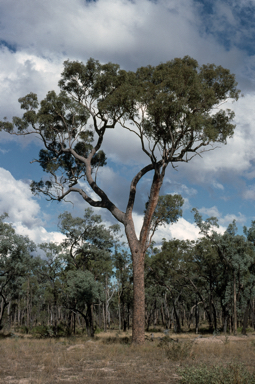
[58,208,115,335]
[63,269,103,337]
[33,243,64,335]
[0,214,34,329]
[193,209,255,335]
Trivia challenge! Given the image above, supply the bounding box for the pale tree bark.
[233,272,237,335]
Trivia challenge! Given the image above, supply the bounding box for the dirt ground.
[1,330,255,384]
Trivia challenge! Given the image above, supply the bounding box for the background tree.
[0,214,34,330]
[58,208,115,334]
[62,269,103,337]
[0,57,240,343]
[193,209,255,335]
[33,243,64,335]
[114,249,133,332]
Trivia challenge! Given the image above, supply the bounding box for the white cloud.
[131,211,200,242]
[0,167,64,244]
[198,206,246,226]
[156,217,201,242]
[243,184,255,200]
[0,0,250,74]
[199,206,221,218]
[0,167,41,228]
[173,94,255,185]
[213,181,224,190]
[0,148,9,154]
[0,46,61,115]
[13,222,65,244]
[219,213,246,226]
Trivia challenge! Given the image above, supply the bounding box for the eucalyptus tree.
[58,208,115,333]
[0,214,34,329]
[58,208,114,278]
[33,243,64,335]
[114,249,133,331]
[241,221,255,333]
[62,269,103,337]
[0,57,240,343]
[147,239,193,332]
[193,209,255,335]
[189,237,223,331]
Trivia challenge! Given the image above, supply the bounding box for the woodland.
[1,205,255,340]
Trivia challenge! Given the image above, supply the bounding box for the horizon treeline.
[1,207,255,337]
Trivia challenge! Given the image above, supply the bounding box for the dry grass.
[0,330,255,383]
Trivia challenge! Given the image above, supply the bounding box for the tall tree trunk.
[195,298,199,334]
[252,299,255,331]
[125,165,164,344]
[132,250,145,343]
[0,296,8,330]
[73,311,76,335]
[27,278,30,329]
[87,304,94,337]
[160,304,165,327]
[103,305,106,332]
[121,297,127,332]
[212,302,217,331]
[118,290,121,331]
[127,303,130,330]
[173,299,181,333]
[18,296,21,326]
[233,272,237,335]
[125,222,145,344]
[242,300,250,335]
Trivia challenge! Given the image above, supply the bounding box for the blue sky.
[1,0,255,244]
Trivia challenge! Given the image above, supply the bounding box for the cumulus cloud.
[168,94,255,189]
[243,184,255,200]
[0,46,62,125]
[0,0,255,240]
[0,0,251,75]
[0,167,41,228]
[213,181,224,190]
[13,223,65,245]
[0,167,64,244]
[156,217,201,242]
[198,206,246,226]
[130,211,200,243]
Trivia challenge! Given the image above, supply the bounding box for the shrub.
[158,336,192,361]
[31,325,54,338]
[14,325,29,334]
[179,363,255,384]
[165,341,192,361]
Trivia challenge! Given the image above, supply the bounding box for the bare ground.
[1,330,255,384]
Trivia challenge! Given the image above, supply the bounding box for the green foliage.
[179,363,255,384]
[31,325,54,339]
[136,57,239,148]
[59,209,114,278]
[31,325,55,338]
[147,194,184,241]
[0,214,35,327]
[65,269,103,305]
[0,57,240,203]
